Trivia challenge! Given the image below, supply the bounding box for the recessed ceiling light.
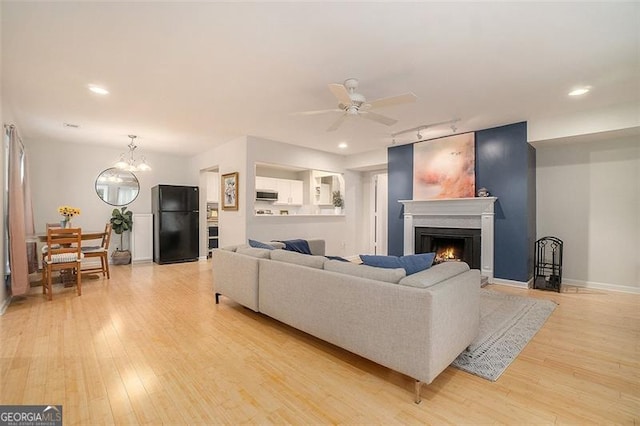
[338,142,348,149]
[63,123,79,128]
[568,86,591,97]
[88,85,109,95]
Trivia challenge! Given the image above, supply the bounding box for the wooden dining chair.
[42,227,83,301]
[81,223,112,279]
[40,222,64,269]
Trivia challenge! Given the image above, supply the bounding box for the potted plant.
[332,190,344,214]
[110,206,133,265]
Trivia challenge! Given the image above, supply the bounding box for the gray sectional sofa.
[213,239,480,403]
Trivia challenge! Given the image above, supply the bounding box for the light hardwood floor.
[1,261,638,424]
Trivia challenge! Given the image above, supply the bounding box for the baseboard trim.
[492,277,530,289]
[562,278,640,294]
[198,256,208,262]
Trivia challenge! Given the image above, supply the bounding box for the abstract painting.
[413,133,475,199]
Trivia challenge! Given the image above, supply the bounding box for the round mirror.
[95,168,140,206]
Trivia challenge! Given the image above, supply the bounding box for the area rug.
[451,288,557,381]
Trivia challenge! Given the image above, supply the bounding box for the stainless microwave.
[256,190,278,201]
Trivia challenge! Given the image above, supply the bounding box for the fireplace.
[415,227,481,269]
[400,197,496,282]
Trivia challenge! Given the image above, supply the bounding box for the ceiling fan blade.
[291,108,342,116]
[367,92,417,109]
[361,111,398,126]
[328,83,352,105]
[327,114,347,132]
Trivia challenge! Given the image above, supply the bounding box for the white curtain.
[6,125,34,296]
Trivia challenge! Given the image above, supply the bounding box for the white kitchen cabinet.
[275,179,303,205]
[255,176,302,205]
[256,176,278,191]
[290,180,303,205]
[206,172,219,202]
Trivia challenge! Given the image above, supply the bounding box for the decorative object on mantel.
[477,187,490,197]
[114,135,151,172]
[332,190,344,214]
[58,205,80,228]
[110,206,133,265]
[413,132,475,199]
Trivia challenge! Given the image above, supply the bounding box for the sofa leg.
[414,380,422,404]
[215,292,221,304]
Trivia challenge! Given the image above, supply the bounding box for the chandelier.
[114,135,151,172]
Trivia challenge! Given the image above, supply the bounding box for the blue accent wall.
[387,144,413,256]
[388,121,535,282]
[476,122,532,282]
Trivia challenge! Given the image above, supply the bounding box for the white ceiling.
[2,2,639,157]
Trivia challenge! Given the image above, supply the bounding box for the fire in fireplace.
[432,237,465,263]
[415,227,481,269]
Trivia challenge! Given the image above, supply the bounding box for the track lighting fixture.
[390,118,461,143]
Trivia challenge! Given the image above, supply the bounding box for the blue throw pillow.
[359,253,435,275]
[277,239,312,255]
[248,239,275,250]
[398,253,436,275]
[359,255,402,269]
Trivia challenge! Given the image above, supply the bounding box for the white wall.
[191,135,373,257]
[246,136,357,256]
[529,102,639,144]
[191,135,248,251]
[27,138,194,251]
[536,136,640,293]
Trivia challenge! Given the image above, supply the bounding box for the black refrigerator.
[152,185,199,264]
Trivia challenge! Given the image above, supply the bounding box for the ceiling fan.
[296,78,417,132]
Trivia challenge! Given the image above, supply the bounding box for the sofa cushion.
[236,247,272,259]
[360,253,436,275]
[248,239,276,250]
[270,249,326,269]
[324,259,406,284]
[398,261,470,288]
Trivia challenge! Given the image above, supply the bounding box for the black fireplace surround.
[415,227,481,269]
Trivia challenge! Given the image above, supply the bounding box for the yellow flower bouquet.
[58,206,81,219]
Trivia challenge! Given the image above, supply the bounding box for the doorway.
[369,173,388,255]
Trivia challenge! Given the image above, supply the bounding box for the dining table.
[27,229,108,286]
[28,230,107,244]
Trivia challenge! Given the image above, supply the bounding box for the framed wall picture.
[221,172,239,211]
[413,133,475,199]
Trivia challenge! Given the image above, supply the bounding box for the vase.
[334,207,342,215]
[61,219,70,228]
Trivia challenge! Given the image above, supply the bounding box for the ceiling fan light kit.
[297,78,417,132]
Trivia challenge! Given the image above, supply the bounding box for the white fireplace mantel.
[399,197,497,282]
